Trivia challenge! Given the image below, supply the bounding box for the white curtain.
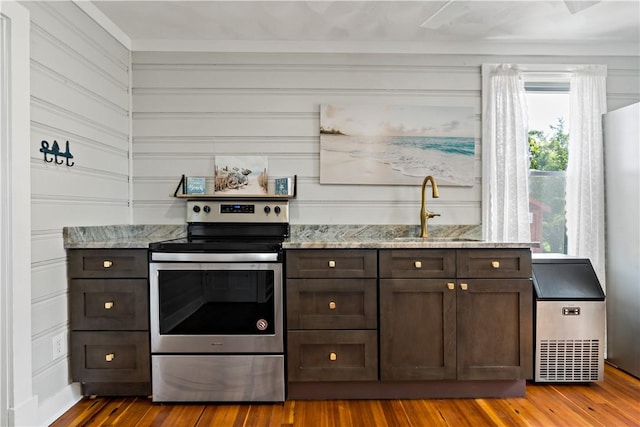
[566,65,607,285]
[485,64,531,242]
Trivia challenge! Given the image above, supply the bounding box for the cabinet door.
[71,331,150,383]
[380,279,456,380]
[70,279,149,331]
[456,279,533,380]
[287,278,377,329]
[288,330,378,382]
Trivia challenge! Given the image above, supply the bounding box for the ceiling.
[90,0,640,54]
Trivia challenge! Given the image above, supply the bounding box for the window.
[482,63,606,280]
[524,78,570,253]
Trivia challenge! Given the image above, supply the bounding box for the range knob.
[192,205,201,213]
[203,205,211,213]
[264,206,271,214]
[274,206,281,215]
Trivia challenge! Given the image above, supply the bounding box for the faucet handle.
[427,210,440,219]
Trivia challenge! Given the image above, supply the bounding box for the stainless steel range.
[149,200,288,402]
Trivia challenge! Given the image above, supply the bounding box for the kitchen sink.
[392,237,483,242]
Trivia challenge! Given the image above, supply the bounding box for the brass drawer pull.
[328,260,336,268]
[328,301,336,310]
[105,353,115,362]
[329,352,337,361]
[491,261,500,269]
[104,301,114,310]
[103,260,113,268]
[414,261,422,269]
[460,283,468,291]
[447,282,455,290]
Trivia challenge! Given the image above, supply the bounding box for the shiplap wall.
[131,52,639,225]
[23,0,130,413]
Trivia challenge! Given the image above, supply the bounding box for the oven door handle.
[151,252,279,262]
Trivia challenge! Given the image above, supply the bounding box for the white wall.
[18,1,131,424]
[131,52,639,225]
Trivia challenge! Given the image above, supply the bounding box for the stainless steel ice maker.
[532,255,605,382]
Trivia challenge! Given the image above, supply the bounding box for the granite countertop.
[63,225,187,248]
[63,224,537,249]
[284,224,536,249]
[283,237,534,249]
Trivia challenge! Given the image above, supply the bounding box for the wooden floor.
[51,364,640,427]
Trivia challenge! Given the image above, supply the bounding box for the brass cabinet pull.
[414,261,422,269]
[329,352,337,361]
[460,283,468,291]
[104,301,114,310]
[447,282,455,290]
[328,260,336,268]
[491,261,500,269]
[105,353,115,362]
[103,260,113,268]
[328,301,336,310]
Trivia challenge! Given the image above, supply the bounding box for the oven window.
[157,269,275,335]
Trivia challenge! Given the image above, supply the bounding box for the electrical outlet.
[52,333,66,359]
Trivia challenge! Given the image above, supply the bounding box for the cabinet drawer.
[286,250,377,278]
[287,330,378,382]
[287,278,377,329]
[457,249,532,278]
[70,279,149,331]
[71,331,150,383]
[68,249,148,279]
[379,249,456,278]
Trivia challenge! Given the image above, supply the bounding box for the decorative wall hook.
[40,140,74,166]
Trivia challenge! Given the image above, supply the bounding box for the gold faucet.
[420,175,440,238]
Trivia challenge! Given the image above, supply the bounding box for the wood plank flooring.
[50,364,640,426]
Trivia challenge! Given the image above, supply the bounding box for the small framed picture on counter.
[186,176,207,194]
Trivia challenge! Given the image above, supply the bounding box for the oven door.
[149,255,283,354]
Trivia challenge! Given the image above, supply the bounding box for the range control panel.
[186,200,289,223]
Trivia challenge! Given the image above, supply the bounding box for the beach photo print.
[320,104,476,186]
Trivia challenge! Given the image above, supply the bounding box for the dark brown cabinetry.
[379,248,533,382]
[286,250,378,382]
[68,249,150,396]
[379,250,457,380]
[285,247,532,399]
[456,249,533,380]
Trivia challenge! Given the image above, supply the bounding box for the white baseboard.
[8,395,39,427]
[37,383,82,427]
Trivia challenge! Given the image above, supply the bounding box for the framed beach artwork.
[320,104,476,186]
[214,155,268,194]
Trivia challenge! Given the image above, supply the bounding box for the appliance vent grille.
[539,339,600,381]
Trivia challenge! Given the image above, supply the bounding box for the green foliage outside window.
[529,118,568,171]
[529,118,568,253]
